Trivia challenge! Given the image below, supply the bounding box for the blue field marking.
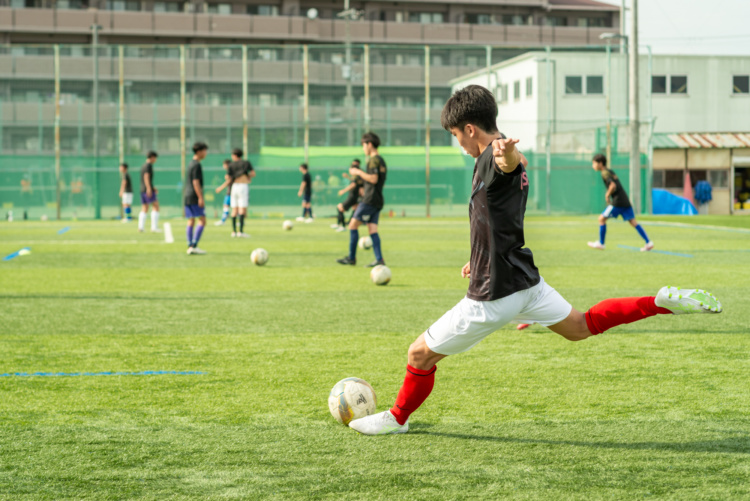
[0,370,206,378]
[618,244,693,258]
[3,247,30,261]
[57,226,71,235]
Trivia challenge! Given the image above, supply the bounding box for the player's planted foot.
[349,410,409,436]
[151,228,163,233]
[295,216,305,222]
[237,232,250,238]
[337,256,356,265]
[191,247,206,255]
[366,259,386,268]
[655,286,723,314]
[330,223,340,229]
[335,226,346,232]
[587,241,605,250]
[231,232,237,238]
[214,220,224,226]
[186,247,194,255]
[641,241,655,252]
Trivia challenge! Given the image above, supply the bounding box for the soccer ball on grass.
[251,248,269,266]
[328,377,377,425]
[370,264,391,286]
[282,220,294,231]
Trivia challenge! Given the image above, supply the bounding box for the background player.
[216,148,255,238]
[349,85,722,436]
[214,159,232,226]
[297,163,313,223]
[185,142,208,255]
[332,159,363,232]
[138,150,160,233]
[118,162,132,223]
[337,133,387,267]
[588,153,654,252]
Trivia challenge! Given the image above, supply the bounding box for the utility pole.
[91,24,101,219]
[628,0,640,213]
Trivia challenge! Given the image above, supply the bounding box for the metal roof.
[653,133,750,149]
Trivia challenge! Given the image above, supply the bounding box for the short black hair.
[223,159,231,165]
[361,132,381,149]
[192,141,208,153]
[232,148,243,158]
[593,153,607,166]
[119,163,128,169]
[300,163,308,170]
[440,85,498,134]
[352,158,361,165]
[147,150,158,159]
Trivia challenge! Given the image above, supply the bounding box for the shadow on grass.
[410,427,750,454]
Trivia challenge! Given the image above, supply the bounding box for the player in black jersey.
[297,163,314,222]
[184,142,208,255]
[349,85,722,436]
[118,163,133,223]
[216,148,255,237]
[138,151,160,233]
[588,154,654,252]
[332,159,363,232]
[337,133,387,267]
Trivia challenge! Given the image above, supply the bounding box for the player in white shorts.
[118,162,133,223]
[349,85,723,436]
[216,148,255,238]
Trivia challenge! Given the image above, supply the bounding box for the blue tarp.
[652,189,698,215]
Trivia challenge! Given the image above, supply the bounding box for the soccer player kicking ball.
[337,133,387,267]
[588,153,654,251]
[349,85,723,436]
[185,142,208,255]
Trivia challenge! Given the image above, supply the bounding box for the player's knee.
[337,204,343,212]
[598,215,606,225]
[407,342,429,368]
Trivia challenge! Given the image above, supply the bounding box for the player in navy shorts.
[184,142,208,255]
[588,154,654,252]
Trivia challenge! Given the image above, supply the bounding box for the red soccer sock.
[585,296,672,335]
[390,364,436,425]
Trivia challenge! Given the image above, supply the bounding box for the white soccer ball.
[328,377,377,426]
[358,236,373,250]
[370,264,391,286]
[282,220,294,231]
[251,248,269,266]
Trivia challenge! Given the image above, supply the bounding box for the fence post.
[54,45,61,221]
[303,44,309,163]
[364,44,370,131]
[180,44,186,186]
[91,24,101,219]
[424,44,431,218]
[242,44,248,155]
[118,45,124,167]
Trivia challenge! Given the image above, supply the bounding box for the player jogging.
[336,133,387,267]
[138,150,160,233]
[119,162,133,223]
[349,85,723,436]
[184,142,208,255]
[214,159,232,226]
[588,153,654,252]
[216,148,255,238]
[297,163,314,223]
[331,159,363,232]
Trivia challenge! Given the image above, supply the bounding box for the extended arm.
[492,138,522,174]
[215,174,232,194]
[338,182,356,197]
[350,167,377,185]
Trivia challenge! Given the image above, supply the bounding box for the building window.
[652,76,667,94]
[206,3,231,14]
[525,77,533,98]
[466,14,498,25]
[545,16,567,26]
[671,75,688,94]
[733,75,749,94]
[502,14,531,26]
[408,12,444,24]
[56,0,85,9]
[106,0,140,11]
[586,75,603,94]
[565,76,582,95]
[709,170,729,188]
[247,5,279,16]
[497,83,509,103]
[513,80,521,101]
[577,17,607,27]
[153,1,181,12]
[11,0,44,7]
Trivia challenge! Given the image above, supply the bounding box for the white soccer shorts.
[425,277,573,356]
[121,193,133,205]
[230,183,249,208]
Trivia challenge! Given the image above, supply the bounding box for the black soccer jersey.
[361,155,387,210]
[600,168,631,208]
[467,138,540,302]
[140,162,154,193]
[184,160,203,206]
[228,160,253,181]
[302,172,312,196]
[122,172,132,194]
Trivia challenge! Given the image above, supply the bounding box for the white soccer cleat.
[587,241,605,250]
[348,410,409,436]
[230,232,237,238]
[330,223,340,229]
[336,226,346,232]
[655,286,723,315]
[186,247,193,255]
[641,241,655,252]
[214,220,225,226]
[305,218,314,223]
[191,247,207,255]
[237,232,250,238]
[295,216,305,222]
[151,228,163,233]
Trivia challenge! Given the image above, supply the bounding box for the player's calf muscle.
[548,310,591,341]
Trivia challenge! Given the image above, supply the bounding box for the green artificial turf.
[1,215,749,500]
